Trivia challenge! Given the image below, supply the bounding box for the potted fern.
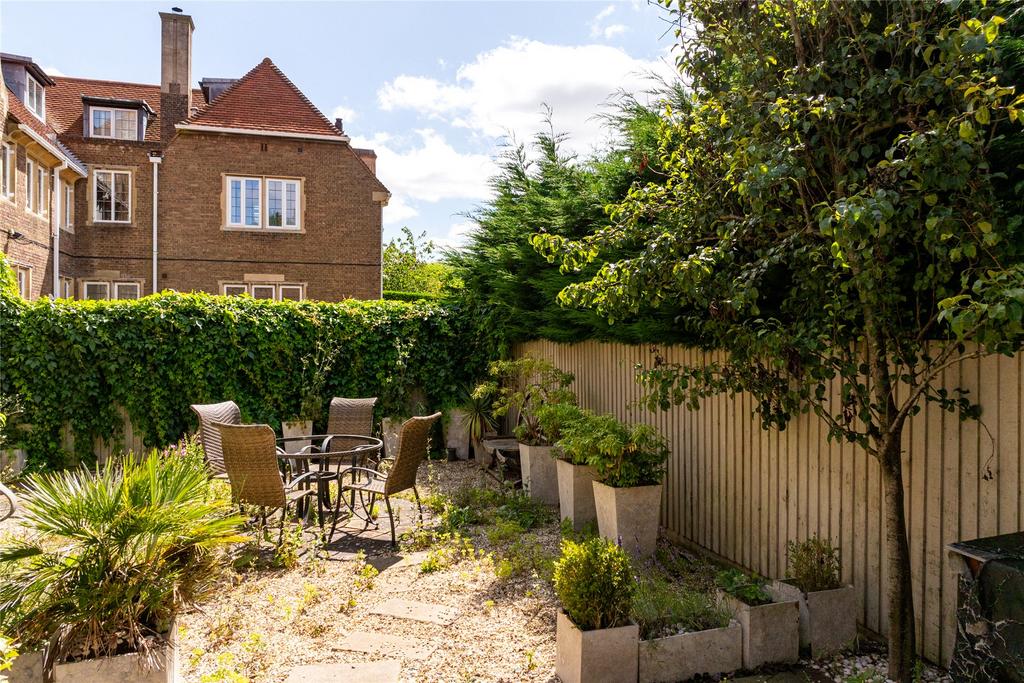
[0,447,243,682]
[633,575,740,683]
[553,537,638,683]
[559,412,668,558]
[477,357,574,504]
[771,536,857,657]
[715,568,799,669]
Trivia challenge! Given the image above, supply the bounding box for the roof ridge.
[183,59,264,119]
[52,75,161,89]
[261,58,343,136]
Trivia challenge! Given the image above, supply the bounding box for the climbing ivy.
[0,288,499,470]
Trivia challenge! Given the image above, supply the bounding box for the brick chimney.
[159,10,194,143]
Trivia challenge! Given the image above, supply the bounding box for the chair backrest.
[327,397,378,437]
[190,401,241,476]
[384,412,442,495]
[214,422,286,508]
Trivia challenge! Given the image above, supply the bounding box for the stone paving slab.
[367,551,430,572]
[285,660,401,683]
[336,630,434,660]
[369,597,458,625]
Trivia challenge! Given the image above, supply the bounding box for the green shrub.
[786,536,842,592]
[632,574,731,639]
[535,402,587,456]
[382,290,442,302]
[0,253,18,300]
[552,537,634,630]
[0,450,244,661]
[716,568,772,606]
[477,357,575,445]
[557,412,668,487]
[0,634,17,677]
[0,293,498,469]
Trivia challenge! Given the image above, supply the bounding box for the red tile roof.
[182,58,344,139]
[46,76,206,143]
[5,85,53,138]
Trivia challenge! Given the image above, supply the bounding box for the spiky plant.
[0,450,244,669]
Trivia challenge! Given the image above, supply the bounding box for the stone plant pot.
[444,408,471,460]
[772,580,858,658]
[556,459,598,530]
[555,611,638,683]
[638,621,743,683]
[10,625,177,683]
[381,417,402,459]
[592,481,663,558]
[519,443,559,505]
[720,591,800,669]
[281,419,313,453]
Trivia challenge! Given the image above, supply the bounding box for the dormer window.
[26,74,45,120]
[91,107,139,141]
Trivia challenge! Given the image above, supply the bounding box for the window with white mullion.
[226,176,300,229]
[90,107,138,141]
[94,170,131,223]
[26,76,45,120]
[63,182,74,230]
[227,176,262,227]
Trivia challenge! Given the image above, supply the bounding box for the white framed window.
[26,158,34,212]
[26,75,45,120]
[221,282,305,301]
[225,176,301,230]
[93,169,131,223]
[15,265,31,299]
[1,143,13,198]
[83,281,110,300]
[35,163,47,216]
[59,276,74,299]
[90,107,138,141]
[114,282,140,300]
[62,182,74,231]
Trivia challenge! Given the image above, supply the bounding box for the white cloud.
[43,65,65,77]
[435,220,479,250]
[352,129,494,204]
[590,5,628,40]
[382,195,419,226]
[377,38,675,154]
[602,24,628,39]
[329,105,356,124]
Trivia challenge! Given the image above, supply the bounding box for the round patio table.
[275,433,383,541]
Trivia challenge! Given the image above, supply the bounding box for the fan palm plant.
[0,449,244,671]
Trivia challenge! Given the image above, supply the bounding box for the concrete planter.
[444,409,471,460]
[9,629,176,683]
[519,443,559,505]
[555,611,638,683]
[720,591,799,669]
[771,580,857,658]
[381,417,402,459]
[555,459,598,530]
[638,621,742,683]
[281,419,313,453]
[592,481,662,558]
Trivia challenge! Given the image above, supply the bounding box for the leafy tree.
[382,227,455,295]
[535,1,1024,678]
[447,102,693,344]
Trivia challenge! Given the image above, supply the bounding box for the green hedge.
[0,290,499,470]
[382,290,443,302]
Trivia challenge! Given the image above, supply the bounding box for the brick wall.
[0,142,54,299]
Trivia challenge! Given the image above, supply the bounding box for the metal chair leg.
[385,495,396,548]
[413,486,424,523]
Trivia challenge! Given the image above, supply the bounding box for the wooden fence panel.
[517,339,1024,666]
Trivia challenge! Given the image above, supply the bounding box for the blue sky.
[2,1,677,248]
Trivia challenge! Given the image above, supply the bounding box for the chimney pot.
[335,117,345,133]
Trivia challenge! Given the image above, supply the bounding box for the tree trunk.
[880,429,917,682]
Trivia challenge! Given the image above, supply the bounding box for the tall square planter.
[556,459,597,530]
[638,621,742,683]
[592,481,662,558]
[10,626,178,683]
[720,592,799,669]
[771,580,858,657]
[519,443,559,505]
[555,611,638,683]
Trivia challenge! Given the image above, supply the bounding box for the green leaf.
[959,121,976,141]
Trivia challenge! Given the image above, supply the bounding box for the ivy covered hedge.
[0,287,499,470]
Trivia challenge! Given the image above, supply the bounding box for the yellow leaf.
[978,221,992,233]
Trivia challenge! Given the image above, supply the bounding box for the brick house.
[1,9,388,302]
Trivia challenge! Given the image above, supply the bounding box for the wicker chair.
[190,401,241,478]
[338,412,441,546]
[214,422,319,544]
[327,397,378,437]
